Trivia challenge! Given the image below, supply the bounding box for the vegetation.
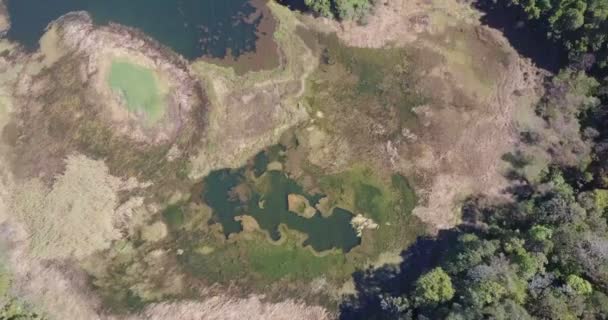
[342,167,608,318]
[304,0,374,21]
[340,62,608,319]
[0,300,44,320]
[12,155,122,260]
[503,0,608,68]
[414,268,455,306]
[0,261,44,319]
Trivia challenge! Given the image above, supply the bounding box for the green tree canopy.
[303,0,373,21]
[567,275,593,295]
[505,0,608,68]
[415,267,455,305]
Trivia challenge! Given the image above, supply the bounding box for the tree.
[304,0,333,18]
[334,0,372,20]
[529,225,553,241]
[466,281,507,306]
[414,267,455,305]
[504,0,608,68]
[567,274,593,295]
[303,0,373,21]
[558,8,585,30]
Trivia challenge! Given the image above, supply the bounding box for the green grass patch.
[392,174,418,216]
[108,60,165,124]
[323,35,406,96]
[319,165,415,223]
[177,227,353,284]
[162,205,185,229]
[305,33,427,139]
[89,159,425,308]
[247,232,352,281]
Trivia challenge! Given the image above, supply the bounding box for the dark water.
[202,149,361,253]
[6,0,265,59]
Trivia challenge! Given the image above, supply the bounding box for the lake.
[6,0,275,61]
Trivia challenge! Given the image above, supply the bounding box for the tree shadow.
[502,151,532,169]
[340,229,460,320]
[276,0,308,12]
[473,0,566,73]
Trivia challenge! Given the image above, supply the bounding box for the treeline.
[503,0,608,69]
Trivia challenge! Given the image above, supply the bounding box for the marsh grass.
[305,33,427,143]
[77,5,429,310]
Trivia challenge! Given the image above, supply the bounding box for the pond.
[6,0,274,61]
[107,60,165,124]
[201,149,361,253]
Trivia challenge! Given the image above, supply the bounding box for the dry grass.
[306,0,480,48]
[296,0,546,230]
[188,2,315,179]
[128,296,330,320]
[10,154,125,259]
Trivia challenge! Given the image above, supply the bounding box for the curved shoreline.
[46,11,207,145]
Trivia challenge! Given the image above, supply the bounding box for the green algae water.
[108,60,165,124]
[6,0,266,59]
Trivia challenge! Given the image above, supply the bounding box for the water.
[201,150,361,253]
[6,0,268,60]
[108,60,164,124]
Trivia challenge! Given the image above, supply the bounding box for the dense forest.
[507,0,608,68]
[339,0,608,319]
